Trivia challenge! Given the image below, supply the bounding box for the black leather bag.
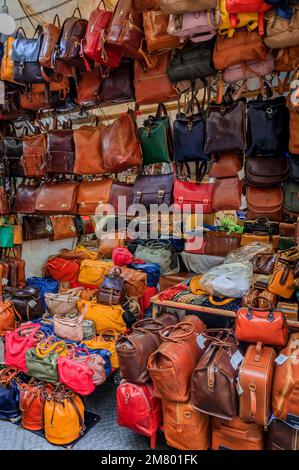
[2,136,23,177]
[97,268,125,306]
[167,39,217,83]
[11,31,44,84]
[3,286,43,321]
[132,173,174,209]
[290,154,299,183]
[99,60,135,104]
[247,86,290,157]
[22,216,52,241]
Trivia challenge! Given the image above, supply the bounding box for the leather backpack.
[19,84,52,111]
[73,124,105,175]
[46,120,75,174]
[55,8,88,69]
[160,0,217,14]
[76,179,113,215]
[226,0,271,36]
[143,10,179,52]
[99,59,135,104]
[22,133,47,178]
[97,267,125,306]
[246,155,289,187]
[2,134,23,177]
[76,67,102,106]
[11,27,44,83]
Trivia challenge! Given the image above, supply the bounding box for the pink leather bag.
[57,348,95,395]
[168,10,221,42]
[223,55,274,83]
[71,348,106,386]
[5,323,44,372]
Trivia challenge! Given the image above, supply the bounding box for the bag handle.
[0,367,19,383]
[16,323,41,338]
[245,298,279,323]
[53,14,61,27]
[97,0,107,9]
[16,26,26,38]
[159,322,195,342]
[36,339,66,358]
[156,103,168,118]
[72,7,82,18]
[72,347,90,362]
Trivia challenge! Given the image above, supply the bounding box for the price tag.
[196,334,206,350]
[2,278,8,286]
[230,350,244,370]
[70,225,76,232]
[236,380,244,396]
[28,300,37,308]
[275,354,289,366]
[46,223,52,233]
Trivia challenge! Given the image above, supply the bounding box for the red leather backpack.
[226,0,272,35]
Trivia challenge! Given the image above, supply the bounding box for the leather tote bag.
[55,8,88,69]
[46,124,75,175]
[22,133,47,178]
[100,59,135,104]
[167,39,217,82]
[13,182,40,214]
[132,173,174,209]
[246,155,289,187]
[265,6,299,49]
[3,135,23,177]
[161,0,217,14]
[102,110,142,173]
[11,28,44,83]
[247,185,283,222]
[35,181,78,214]
[143,10,179,52]
[73,125,105,175]
[76,179,113,215]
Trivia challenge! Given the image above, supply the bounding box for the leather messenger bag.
[246,155,289,187]
[76,179,113,216]
[35,181,78,215]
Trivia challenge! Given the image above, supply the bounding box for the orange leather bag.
[272,333,299,420]
[98,233,125,259]
[18,379,47,431]
[268,247,298,299]
[49,216,78,241]
[148,320,206,402]
[238,342,276,426]
[289,105,299,155]
[22,133,47,178]
[0,301,21,336]
[143,10,179,51]
[162,400,210,450]
[19,84,52,111]
[212,416,264,450]
[76,179,113,216]
[73,125,105,175]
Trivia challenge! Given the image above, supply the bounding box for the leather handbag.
[212,177,242,211]
[212,417,264,451]
[209,152,243,178]
[74,125,105,175]
[65,348,106,386]
[168,9,220,42]
[83,2,121,68]
[3,135,23,177]
[272,332,299,421]
[265,6,299,49]
[45,289,81,316]
[11,29,44,83]
[26,339,66,384]
[161,0,217,14]
[267,419,299,450]
[22,216,51,240]
[100,59,135,104]
[247,94,290,156]
[268,247,298,299]
[143,10,179,51]
[132,173,173,209]
[76,67,101,106]
[55,8,88,69]
[4,286,43,321]
[115,315,179,383]
[213,30,267,71]
[118,267,147,297]
[54,309,86,342]
[22,133,46,177]
[49,216,78,241]
[46,125,75,175]
[252,253,277,274]
[191,329,239,420]
[134,51,178,104]
[78,259,113,287]
[97,268,125,305]
[238,342,276,426]
[167,39,217,82]
[138,103,173,165]
[44,386,85,445]
[283,179,299,214]
[235,299,289,346]
[78,299,126,334]
[246,155,289,187]
[106,0,144,59]
[102,111,142,173]
[226,0,271,36]
[0,301,21,336]
[5,323,44,372]
[117,381,162,442]
[35,181,78,214]
[76,179,113,216]
[148,320,205,402]
[204,231,241,257]
[18,379,46,431]
[82,329,119,367]
[174,163,214,213]
[110,182,134,215]
[45,257,80,283]
[26,276,59,311]
[0,368,21,420]
[162,400,210,451]
[247,186,283,222]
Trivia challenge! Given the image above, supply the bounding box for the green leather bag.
[283,179,299,214]
[83,319,96,340]
[0,220,14,248]
[138,103,173,165]
[26,340,66,383]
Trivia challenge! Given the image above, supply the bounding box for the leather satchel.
[3,286,43,321]
[134,51,177,104]
[102,111,142,173]
[246,155,289,187]
[3,136,23,177]
[252,253,277,275]
[247,186,283,222]
[22,133,46,178]
[22,216,51,241]
[209,152,242,178]
[161,0,217,14]
[55,9,88,69]
[97,267,125,306]
[174,163,214,213]
[76,179,113,216]
[132,173,174,208]
[212,177,242,212]
[143,10,179,52]
[204,231,241,257]
[100,59,135,104]
[265,6,299,49]
[13,183,40,214]
[11,31,44,83]
[106,0,144,60]
[238,342,276,426]
[46,127,75,175]
[49,216,78,241]
[73,125,105,175]
[110,183,134,215]
[35,181,78,215]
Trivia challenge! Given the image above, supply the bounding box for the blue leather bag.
[26,277,59,311]
[0,368,20,420]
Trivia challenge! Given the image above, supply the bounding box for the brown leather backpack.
[46,120,75,175]
[22,133,47,178]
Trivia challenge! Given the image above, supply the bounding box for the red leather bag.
[45,257,80,283]
[226,0,272,35]
[57,348,95,396]
[5,323,44,372]
[117,381,162,441]
[82,1,121,69]
[19,380,46,431]
[235,299,289,347]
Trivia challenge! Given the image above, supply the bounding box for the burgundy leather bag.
[46,123,75,175]
[13,182,40,214]
[110,183,134,215]
[55,8,88,69]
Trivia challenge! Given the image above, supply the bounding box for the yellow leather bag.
[190,276,208,296]
[44,387,85,445]
[1,37,16,82]
[75,245,99,261]
[78,260,113,286]
[219,0,258,38]
[82,329,119,368]
[77,300,126,334]
[268,248,298,299]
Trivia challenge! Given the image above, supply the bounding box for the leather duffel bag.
[247,186,283,222]
[76,179,113,216]
[212,416,264,450]
[246,155,289,187]
[35,181,78,215]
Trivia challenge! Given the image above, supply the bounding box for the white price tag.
[70,225,76,232]
[2,278,8,286]
[196,334,206,350]
[275,354,289,366]
[46,223,52,232]
[236,380,244,396]
[230,350,244,370]
[28,300,37,308]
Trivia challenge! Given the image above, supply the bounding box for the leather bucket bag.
[143,10,179,51]
[5,323,44,372]
[76,179,113,216]
[35,181,78,214]
[0,368,21,421]
[18,379,46,431]
[148,320,206,402]
[160,0,217,14]
[22,133,47,178]
[73,125,105,175]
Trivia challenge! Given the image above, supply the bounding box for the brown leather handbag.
[143,10,179,52]
[148,320,206,402]
[247,186,283,222]
[212,416,264,451]
[73,125,105,175]
[0,301,21,336]
[239,342,276,426]
[212,177,242,212]
[118,267,147,298]
[76,179,113,216]
[39,15,61,69]
[75,68,101,106]
[209,152,242,179]
[49,216,78,241]
[252,253,277,275]
[162,400,210,450]
[246,155,289,187]
[46,123,75,175]
[191,329,239,420]
[13,182,40,215]
[106,0,144,59]
[22,133,47,178]
[134,51,178,105]
[35,181,78,215]
[102,111,142,173]
[22,216,51,241]
[116,314,179,383]
[204,231,241,257]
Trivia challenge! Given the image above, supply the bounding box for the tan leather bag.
[247,186,283,222]
[162,400,210,450]
[272,333,299,420]
[212,177,242,212]
[49,216,78,241]
[76,179,113,216]
[98,233,125,259]
[209,152,242,179]
[53,308,86,342]
[73,125,105,175]
[101,111,142,173]
[160,0,217,14]
[265,7,299,49]
[212,417,264,450]
[118,267,147,298]
[239,342,276,426]
[143,10,179,52]
[22,134,47,178]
